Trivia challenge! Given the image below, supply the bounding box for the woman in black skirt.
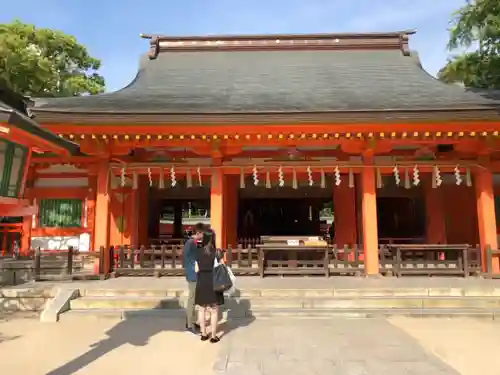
[194,231,224,343]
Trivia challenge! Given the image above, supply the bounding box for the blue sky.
[2,0,468,92]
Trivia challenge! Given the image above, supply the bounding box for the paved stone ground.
[2,314,500,374]
[213,318,460,375]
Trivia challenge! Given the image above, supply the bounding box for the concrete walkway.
[2,314,500,374]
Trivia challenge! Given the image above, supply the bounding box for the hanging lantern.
[320,168,326,188]
[278,166,284,187]
[376,167,383,188]
[434,165,442,187]
[147,168,153,187]
[292,168,298,189]
[197,167,202,186]
[307,166,313,186]
[465,167,472,187]
[265,170,271,188]
[454,165,462,186]
[240,168,246,188]
[159,168,165,189]
[404,168,411,189]
[393,165,400,186]
[334,166,341,186]
[120,167,126,187]
[186,168,193,188]
[170,166,177,187]
[252,165,259,186]
[412,165,420,186]
[348,168,354,188]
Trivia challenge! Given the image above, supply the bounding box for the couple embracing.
[183,223,224,343]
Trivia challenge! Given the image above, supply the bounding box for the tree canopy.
[438,0,500,89]
[0,20,105,97]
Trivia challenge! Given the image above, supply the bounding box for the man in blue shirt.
[184,222,206,333]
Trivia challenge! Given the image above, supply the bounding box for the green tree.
[0,20,105,97]
[438,0,500,89]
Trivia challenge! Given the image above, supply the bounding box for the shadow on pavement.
[45,295,256,375]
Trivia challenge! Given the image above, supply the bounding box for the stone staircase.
[61,287,500,320]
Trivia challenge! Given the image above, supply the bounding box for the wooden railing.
[0,223,23,257]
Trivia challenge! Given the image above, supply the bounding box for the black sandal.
[210,337,220,343]
[200,335,209,341]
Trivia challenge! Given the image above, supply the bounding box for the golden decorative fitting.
[447,132,453,137]
[112,135,118,139]
[402,132,407,138]
[213,135,218,140]
[436,132,441,137]
[482,131,488,137]
[300,133,306,139]
[234,135,239,140]
[379,132,384,138]
[224,135,229,139]
[312,134,317,139]
[124,135,130,140]
[245,134,250,140]
[146,134,151,140]
[346,133,351,138]
[69,134,74,140]
[157,135,163,140]
[135,135,140,140]
[458,132,464,137]
[424,132,430,137]
[278,134,283,139]
[334,133,339,138]
[102,135,107,140]
[179,135,185,139]
[80,135,85,139]
[190,135,196,140]
[58,134,64,138]
[168,135,174,139]
[390,132,396,138]
[470,131,476,137]
[91,134,96,139]
[256,134,261,139]
[413,132,418,137]
[202,135,207,140]
[367,133,373,138]
[494,131,499,136]
[356,133,362,138]
[268,134,273,139]
[289,134,295,139]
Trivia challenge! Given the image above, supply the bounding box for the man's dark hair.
[194,222,206,233]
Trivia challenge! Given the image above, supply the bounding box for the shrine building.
[14,30,500,274]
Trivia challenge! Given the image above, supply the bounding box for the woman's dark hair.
[201,231,214,253]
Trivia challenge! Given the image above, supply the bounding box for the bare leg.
[198,307,207,336]
[210,306,219,339]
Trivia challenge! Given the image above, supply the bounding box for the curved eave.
[33,106,500,125]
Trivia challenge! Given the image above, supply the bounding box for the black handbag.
[213,263,233,292]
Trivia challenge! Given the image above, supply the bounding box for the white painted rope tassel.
[292,168,298,189]
[240,168,246,189]
[159,168,165,189]
[334,166,341,186]
[320,168,326,188]
[278,166,284,187]
[413,165,420,186]
[434,165,442,187]
[252,165,259,186]
[376,167,383,189]
[404,168,411,189]
[465,167,472,187]
[348,168,354,188]
[120,167,126,187]
[147,168,153,187]
[307,166,313,187]
[393,165,400,186]
[197,167,202,186]
[170,166,177,187]
[454,165,462,186]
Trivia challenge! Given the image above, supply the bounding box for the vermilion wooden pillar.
[211,169,227,248]
[333,182,357,247]
[361,165,379,275]
[93,160,111,271]
[423,175,447,244]
[225,175,238,248]
[475,168,499,272]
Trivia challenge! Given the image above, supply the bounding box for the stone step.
[81,287,500,298]
[69,296,500,310]
[62,307,500,321]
